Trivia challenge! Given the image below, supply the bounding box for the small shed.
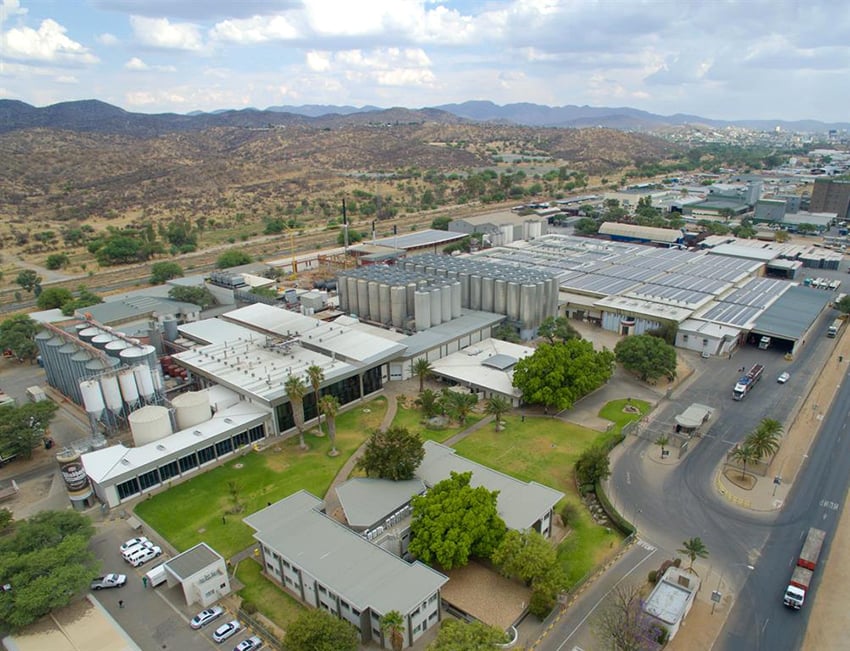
[674,404,714,434]
[643,566,700,641]
[163,542,231,608]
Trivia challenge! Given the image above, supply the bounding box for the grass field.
[235,558,304,628]
[454,399,650,587]
[391,402,485,443]
[135,397,387,558]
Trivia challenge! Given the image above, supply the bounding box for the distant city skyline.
[1,0,847,122]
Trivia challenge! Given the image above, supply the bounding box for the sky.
[0,0,848,122]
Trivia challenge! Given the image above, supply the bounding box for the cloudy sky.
[1,0,847,122]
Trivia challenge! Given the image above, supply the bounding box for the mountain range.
[1,98,847,136]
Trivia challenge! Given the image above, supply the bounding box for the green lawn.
[453,399,650,588]
[392,402,484,443]
[135,397,387,559]
[236,558,304,628]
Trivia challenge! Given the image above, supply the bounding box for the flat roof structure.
[178,318,265,346]
[77,295,198,325]
[401,311,505,358]
[675,404,714,429]
[707,243,779,262]
[753,285,831,340]
[429,338,534,401]
[371,228,467,250]
[244,491,448,616]
[165,543,222,580]
[598,222,683,244]
[335,478,426,529]
[417,441,564,532]
[440,562,531,630]
[644,567,698,625]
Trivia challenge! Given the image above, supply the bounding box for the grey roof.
[721,277,790,308]
[753,285,831,339]
[697,301,762,327]
[244,491,447,615]
[401,310,505,358]
[165,543,222,580]
[644,567,697,624]
[598,222,683,244]
[178,318,266,345]
[77,296,198,324]
[416,441,564,532]
[371,228,467,249]
[482,354,517,370]
[707,243,779,262]
[336,478,426,528]
[675,404,713,429]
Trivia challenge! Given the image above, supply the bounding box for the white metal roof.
[416,441,564,532]
[430,338,534,399]
[178,318,265,345]
[244,491,447,616]
[644,567,698,625]
[336,478,426,528]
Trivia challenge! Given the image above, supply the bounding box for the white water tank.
[133,365,155,400]
[79,379,105,419]
[128,405,172,446]
[100,374,123,414]
[118,368,139,405]
[172,391,211,430]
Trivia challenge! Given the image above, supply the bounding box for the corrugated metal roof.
[753,285,831,339]
[244,491,448,615]
[335,478,426,528]
[598,222,683,243]
[165,543,222,580]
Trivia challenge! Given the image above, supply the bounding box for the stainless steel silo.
[470,274,482,310]
[56,343,78,400]
[520,283,536,330]
[430,287,442,325]
[390,286,407,328]
[459,272,470,307]
[43,336,65,392]
[69,350,91,405]
[414,290,431,331]
[406,282,417,316]
[494,279,507,315]
[119,345,157,370]
[368,281,380,322]
[347,276,360,316]
[451,281,462,318]
[357,279,369,319]
[507,281,520,320]
[379,283,391,324]
[337,275,349,313]
[441,284,452,323]
[481,276,494,312]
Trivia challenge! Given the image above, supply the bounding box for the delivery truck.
[733,364,764,401]
[784,527,826,609]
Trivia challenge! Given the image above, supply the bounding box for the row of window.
[115,425,265,500]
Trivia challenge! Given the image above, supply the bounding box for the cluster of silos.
[397,253,559,337]
[337,267,462,332]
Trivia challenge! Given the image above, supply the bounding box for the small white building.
[643,566,700,641]
[164,542,231,608]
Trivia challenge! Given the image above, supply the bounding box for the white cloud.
[54,74,77,84]
[306,51,331,72]
[1,0,26,17]
[125,57,177,73]
[96,32,119,46]
[130,15,203,51]
[209,14,298,43]
[1,19,98,65]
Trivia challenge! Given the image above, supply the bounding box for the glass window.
[215,438,233,457]
[233,430,249,449]
[159,460,179,481]
[197,445,215,465]
[178,452,198,473]
[116,477,140,500]
[276,402,295,432]
[138,469,159,491]
[248,425,265,442]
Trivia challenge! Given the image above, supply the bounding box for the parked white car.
[212,620,242,643]
[127,545,162,568]
[120,536,149,553]
[190,605,224,630]
[777,372,791,384]
[233,636,263,651]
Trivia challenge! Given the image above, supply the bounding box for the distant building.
[449,210,546,246]
[810,178,850,221]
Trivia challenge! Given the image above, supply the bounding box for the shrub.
[560,502,580,526]
[241,600,257,614]
[648,570,658,584]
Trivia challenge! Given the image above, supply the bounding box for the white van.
[145,563,168,587]
[126,545,162,567]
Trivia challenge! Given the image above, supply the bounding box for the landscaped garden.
[391,393,485,443]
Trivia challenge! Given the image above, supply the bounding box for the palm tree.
[284,375,308,450]
[730,443,759,481]
[485,395,511,431]
[415,388,442,419]
[306,364,325,437]
[444,390,478,426]
[380,610,405,651]
[746,418,783,462]
[411,358,432,393]
[655,435,670,457]
[678,537,709,574]
[319,395,340,457]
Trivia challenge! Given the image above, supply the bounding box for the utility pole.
[342,198,349,253]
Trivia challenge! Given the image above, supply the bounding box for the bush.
[648,570,658,584]
[528,587,556,619]
[241,600,257,614]
[560,502,580,526]
[656,625,670,644]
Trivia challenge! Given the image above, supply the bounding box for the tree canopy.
[409,471,505,570]
[0,315,39,362]
[614,334,677,382]
[59,287,104,317]
[15,270,41,294]
[150,261,184,284]
[36,287,73,310]
[216,250,252,268]
[427,619,507,650]
[836,296,850,315]
[356,426,424,481]
[575,445,611,487]
[512,340,615,412]
[0,510,98,631]
[0,401,58,460]
[168,285,216,309]
[284,608,359,651]
[537,316,581,344]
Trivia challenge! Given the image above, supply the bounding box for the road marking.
[625,472,631,485]
[636,540,657,551]
[762,618,770,636]
[554,546,657,651]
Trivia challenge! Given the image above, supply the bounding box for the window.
[248,425,265,442]
[352,609,360,617]
[683,334,689,341]
[116,477,140,500]
[215,438,234,457]
[138,469,160,491]
[159,460,179,481]
[197,445,215,465]
[319,585,327,595]
[178,452,198,473]
[232,430,249,449]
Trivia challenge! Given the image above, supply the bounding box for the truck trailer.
[733,364,764,401]
[827,318,844,338]
[784,527,826,609]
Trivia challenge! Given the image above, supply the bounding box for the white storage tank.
[133,365,156,400]
[172,391,211,430]
[118,368,140,406]
[79,379,105,420]
[105,339,129,358]
[100,374,123,416]
[128,405,173,445]
[91,333,115,350]
[120,344,157,370]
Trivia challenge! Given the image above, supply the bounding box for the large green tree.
[745,418,783,462]
[15,270,41,294]
[216,250,252,268]
[150,261,184,284]
[409,471,505,570]
[284,608,359,651]
[537,316,581,344]
[0,401,58,460]
[614,334,677,382]
[36,287,74,310]
[0,315,39,363]
[441,389,478,426]
[356,426,424,481]
[575,445,611,486]
[59,287,104,316]
[0,510,98,631]
[168,285,216,309]
[512,340,615,412]
[285,375,309,450]
[427,619,507,650]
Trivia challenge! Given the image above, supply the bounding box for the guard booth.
[672,403,714,457]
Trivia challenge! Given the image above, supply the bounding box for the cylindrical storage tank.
[451,281,462,318]
[549,277,560,317]
[470,274,482,310]
[430,288,442,325]
[77,327,101,343]
[91,333,114,350]
[507,281,520,320]
[368,281,380,322]
[172,391,211,430]
[56,343,78,399]
[406,282,417,316]
[357,279,369,319]
[119,345,157,370]
[100,374,123,416]
[105,339,129,359]
[69,350,91,404]
[42,336,65,387]
[128,405,172,446]
[118,368,140,406]
[520,283,536,329]
[459,272,470,307]
[133,364,156,400]
[481,276,495,312]
[494,279,507,315]
[79,379,105,419]
[84,357,109,379]
[414,290,431,331]
[74,323,89,337]
[379,283,391,324]
[390,286,407,328]
[55,448,92,508]
[162,316,179,343]
[347,276,359,316]
[337,276,349,313]
[441,284,452,324]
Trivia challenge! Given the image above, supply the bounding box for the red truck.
[733,364,764,401]
[783,527,826,609]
